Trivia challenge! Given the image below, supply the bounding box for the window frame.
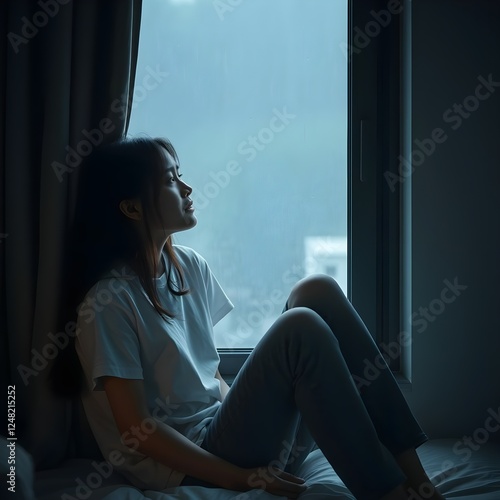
[349,0,407,375]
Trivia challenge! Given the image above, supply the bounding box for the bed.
[4,437,499,499]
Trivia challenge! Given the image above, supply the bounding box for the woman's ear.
[119,199,143,221]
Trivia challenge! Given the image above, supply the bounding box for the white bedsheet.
[414,439,500,499]
[25,439,500,499]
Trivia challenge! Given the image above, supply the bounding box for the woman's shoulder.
[81,264,137,303]
[172,245,207,267]
[170,245,213,283]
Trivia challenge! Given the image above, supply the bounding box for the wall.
[407,0,500,439]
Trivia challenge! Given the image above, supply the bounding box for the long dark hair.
[52,137,189,399]
[70,137,189,320]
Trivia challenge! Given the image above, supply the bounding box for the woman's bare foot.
[396,448,446,499]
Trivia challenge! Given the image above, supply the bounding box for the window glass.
[128,0,348,347]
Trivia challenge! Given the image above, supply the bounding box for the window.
[129,0,408,380]
[128,0,348,350]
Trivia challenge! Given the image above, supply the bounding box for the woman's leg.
[282,414,317,476]
[199,306,408,499]
[286,275,444,499]
[396,449,445,500]
[285,274,428,456]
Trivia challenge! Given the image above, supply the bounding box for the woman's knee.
[274,307,337,346]
[287,274,346,311]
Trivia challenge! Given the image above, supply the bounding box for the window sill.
[219,349,413,391]
[394,372,412,392]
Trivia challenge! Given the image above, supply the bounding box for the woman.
[72,136,444,500]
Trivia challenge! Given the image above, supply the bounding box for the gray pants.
[182,275,427,499]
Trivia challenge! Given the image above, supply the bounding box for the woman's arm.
[103,376,244,489]
[215,369,230,401]
[103,376,306,496]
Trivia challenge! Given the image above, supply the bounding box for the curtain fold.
[0,0,142,468]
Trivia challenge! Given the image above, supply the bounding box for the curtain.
[0,0,142,468]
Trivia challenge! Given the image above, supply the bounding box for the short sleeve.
[75,281,144,391]
[206,273,234,326]
[195,253,234,326]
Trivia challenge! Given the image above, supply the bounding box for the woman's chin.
[181,214,198,231]
[187,214,198,227]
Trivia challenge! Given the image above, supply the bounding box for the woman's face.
[153,148,197,237]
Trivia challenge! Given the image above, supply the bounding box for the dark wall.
[407,0,500,439]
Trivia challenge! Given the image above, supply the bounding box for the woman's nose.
[182,182,192,196]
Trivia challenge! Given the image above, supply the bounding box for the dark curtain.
[0,0,142,468]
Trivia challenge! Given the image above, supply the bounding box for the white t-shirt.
[75,245,234,490]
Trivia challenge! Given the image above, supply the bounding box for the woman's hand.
[237,466,308,498]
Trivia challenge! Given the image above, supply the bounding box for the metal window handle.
[359,119,365,182]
